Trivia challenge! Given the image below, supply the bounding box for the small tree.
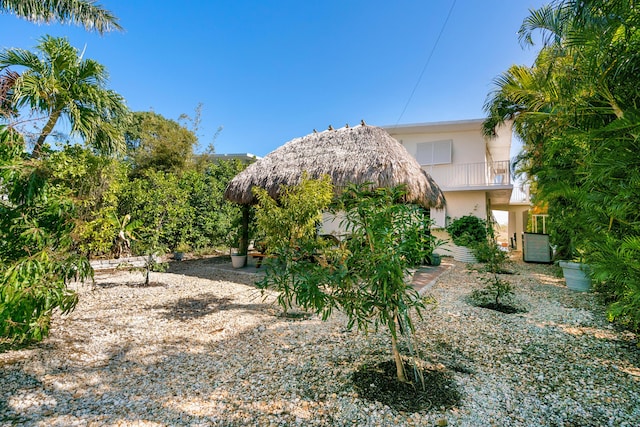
[469,274,516,311]
[336,184,430,382]
[254,173,334,313]
[255,178,431,383]
[136,230,166,287]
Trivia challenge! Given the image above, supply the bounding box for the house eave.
[383,119,485,135]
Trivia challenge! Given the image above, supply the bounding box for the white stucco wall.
[394,127,486,167]
[489,123,513,162]
[441,191,488,223]
[319,211,347,237]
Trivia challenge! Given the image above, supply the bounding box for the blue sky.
[1,0,546,157]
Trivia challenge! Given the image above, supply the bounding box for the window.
[416,140,452,165]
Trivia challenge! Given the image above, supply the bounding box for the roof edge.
[383,118,486,134]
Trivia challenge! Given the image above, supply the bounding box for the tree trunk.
[390,312,406,382]
[239,205,250,262]
[34,110,61,157]
[145,254,153,286]
[391,333,406,382]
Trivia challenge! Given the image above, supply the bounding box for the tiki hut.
[224,122,445,209]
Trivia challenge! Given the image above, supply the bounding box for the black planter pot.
[429,253,442,266]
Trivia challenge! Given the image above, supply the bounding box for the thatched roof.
[224,123,445,209]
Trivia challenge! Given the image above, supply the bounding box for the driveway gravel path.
[1,255,638,426]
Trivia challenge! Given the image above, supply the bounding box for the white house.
[384,119,531,251]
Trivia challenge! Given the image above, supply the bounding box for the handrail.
[425,160,511,189]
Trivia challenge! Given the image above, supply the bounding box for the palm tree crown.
[0,0,122,34]
[0,35,128,156]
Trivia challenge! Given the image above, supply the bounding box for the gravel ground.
[1,255,639,426]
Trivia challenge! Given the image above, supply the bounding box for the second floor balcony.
[425,160,512,190]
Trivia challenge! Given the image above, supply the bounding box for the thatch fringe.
[224,124,445,209]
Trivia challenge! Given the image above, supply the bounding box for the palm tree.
[0,0,122,34]
[485,0,640,329]
[0,35,128,156]
[485,0,639,231]
[522,0,640,119]
[0,2,122,347]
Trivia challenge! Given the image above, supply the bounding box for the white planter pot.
[559,261,592,292]
[451,245,477,263]
[231,254,247,268]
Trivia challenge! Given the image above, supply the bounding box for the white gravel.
[1,256,639,426]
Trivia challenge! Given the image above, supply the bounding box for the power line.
[394,0,457,127]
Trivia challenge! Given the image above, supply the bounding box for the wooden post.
[239,205,250,263]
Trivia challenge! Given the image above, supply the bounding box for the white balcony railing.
[510,183,531,204]
[426,160,511,189]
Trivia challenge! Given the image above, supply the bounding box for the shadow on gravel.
[474,302,526,314]
[148,293,269,321]
[94,281,167,289]
[165,255,229,275]
[165,255,262,286]
[0,371,44,425]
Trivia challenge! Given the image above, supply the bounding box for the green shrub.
[590,236,640,332]
[470,275,514,307]
[178,160,246,250]
[473,239,510,272]
[446,215,488,247]
[469,274,522,314]
[253,173,334,255]
[1,253,82,347]
[46,144,128,258]
[118,170,192,252]
[0,128,88,347]
[446,215,513,272]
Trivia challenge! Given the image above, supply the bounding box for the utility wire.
[393,0,457,127]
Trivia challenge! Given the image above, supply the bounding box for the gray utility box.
[523,233,552,263]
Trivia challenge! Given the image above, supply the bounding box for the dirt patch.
[474,302,524,314]
[352,360,462,413]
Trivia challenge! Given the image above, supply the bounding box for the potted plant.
[230,252,246,268]
[558,247,592,292]
[173,242,190,262]
[428,252,442,266]
[426,234,446,266]
[551,215,592,292]
[225,229,246,268]
[558,259,591,292]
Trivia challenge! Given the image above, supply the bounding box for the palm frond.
[0,0,122,34]
[0,48,42,71]
[518,4,567,47]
